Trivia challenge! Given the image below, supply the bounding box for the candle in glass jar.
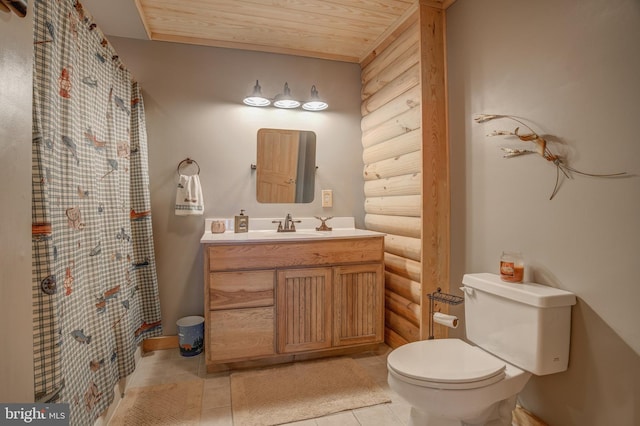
[500,251,524,283]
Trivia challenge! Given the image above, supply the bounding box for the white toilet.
[387,273,576,425]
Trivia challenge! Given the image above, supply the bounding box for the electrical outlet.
[321,189,333,208]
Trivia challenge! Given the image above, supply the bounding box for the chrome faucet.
[281,213,301,232]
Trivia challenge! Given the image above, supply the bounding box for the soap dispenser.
[234,209,249,233]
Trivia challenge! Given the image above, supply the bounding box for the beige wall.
[108,37,364,334]
[0,10,34,401]
[447,0,640,424]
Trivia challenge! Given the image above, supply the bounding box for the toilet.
[387,273,576,425]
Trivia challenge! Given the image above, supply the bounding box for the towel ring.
[177,158,200,176]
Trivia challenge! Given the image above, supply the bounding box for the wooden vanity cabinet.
[204,237,384,372]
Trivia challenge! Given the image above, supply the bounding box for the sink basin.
[249,231,325,240]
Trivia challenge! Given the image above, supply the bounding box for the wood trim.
[513,405,549,426]
[419,0,458,10]
[142,335,179,352]
[206,343,386,373]
[360,5,420,67]
[146,32,361,63]
[441,0,458,10]
[418,3,449,341]
[134,0,153,40]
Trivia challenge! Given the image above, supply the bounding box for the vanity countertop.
[200,216,384,244]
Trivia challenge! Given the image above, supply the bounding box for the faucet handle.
[314,216,333,231]
[272,220,283,232]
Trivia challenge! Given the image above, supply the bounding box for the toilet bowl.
[387,339,531,425]
[386,273,576,426]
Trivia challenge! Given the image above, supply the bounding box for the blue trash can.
[176,316,204,357]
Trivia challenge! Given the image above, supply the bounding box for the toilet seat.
[387,338,507,390]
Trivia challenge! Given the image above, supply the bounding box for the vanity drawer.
[209,270,275,310]
[208,307,275,362]
[207,237,384,271]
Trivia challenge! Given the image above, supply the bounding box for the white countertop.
[200,216,385,244]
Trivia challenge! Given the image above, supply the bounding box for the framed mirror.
[256,128,316,203]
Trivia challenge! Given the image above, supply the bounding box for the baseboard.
[513,405,548,426]
[142,335,179,352]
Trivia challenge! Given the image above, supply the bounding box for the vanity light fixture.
[243,80,271,107]
[273,82,301,109]
[302,85,328,111]
[243,81,328,111]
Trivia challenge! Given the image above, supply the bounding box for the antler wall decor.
[474,114,627,200]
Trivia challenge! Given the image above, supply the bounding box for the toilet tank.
[462,273,576,375]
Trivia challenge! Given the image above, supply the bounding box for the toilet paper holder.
[428,288,464,340]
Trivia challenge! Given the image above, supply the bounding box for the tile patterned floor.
[113,346,413,425]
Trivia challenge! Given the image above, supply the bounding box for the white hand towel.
[175,174,204,216]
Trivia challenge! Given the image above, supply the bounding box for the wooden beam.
[362,107,421,148]
[385,270,421,305]
[365,214,421,239]
[386,290,420,327]
[364,173,422,198]
[385,252,421,282]
[386,309,420,343]
[363,151,422,181]
[365,195,422,217]
[384,327,409,349]
[384,234,422,263]
[361,63,420,115]
[360,5,419,67]
[418,3,449,341]
[362,129,422,165]
[361,86,421,135]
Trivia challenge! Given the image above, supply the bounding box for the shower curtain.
[31,1,162,424]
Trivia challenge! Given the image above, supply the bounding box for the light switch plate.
[321,189,333,207]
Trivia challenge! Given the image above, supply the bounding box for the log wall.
[360,2,449,348]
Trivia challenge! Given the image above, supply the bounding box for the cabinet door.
[208,307,275,362]
[277,268,332,353]
[333,264,384,346]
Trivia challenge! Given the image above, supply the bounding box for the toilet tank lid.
[462,273,576,308]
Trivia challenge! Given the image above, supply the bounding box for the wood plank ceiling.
[133,0,450,63]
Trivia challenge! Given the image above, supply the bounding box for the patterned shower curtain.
[31,1,162,424]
